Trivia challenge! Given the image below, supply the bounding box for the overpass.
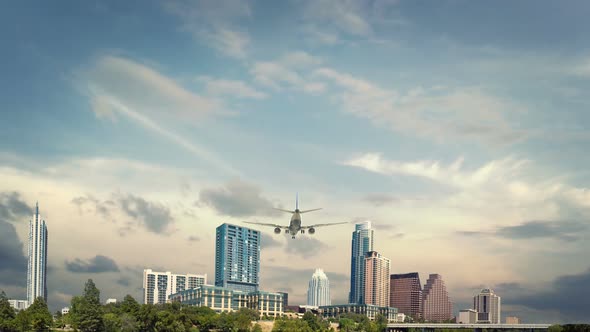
[387,323,551,332]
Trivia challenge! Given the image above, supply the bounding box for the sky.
[1,0,590,323]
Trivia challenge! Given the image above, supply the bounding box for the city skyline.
[2,0,590,324]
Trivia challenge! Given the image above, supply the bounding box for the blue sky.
[1,0,590,323]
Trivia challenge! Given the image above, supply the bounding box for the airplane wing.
[243,221,289,229]
[301,222,348,228]
[299,208,323,214]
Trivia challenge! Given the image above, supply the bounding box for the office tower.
[390,272,423,319]
[307,268,331,307]
[364,251,390,307]
[27,203,48,304]
[215,223,260,292]
[422,274,452,322]
[278,292,289,309]
[474,288,501,324]
[349,221,374,304]
[143,269,207,304]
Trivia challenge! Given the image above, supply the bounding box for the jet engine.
[308,227,315,234]
[274,227,281,234]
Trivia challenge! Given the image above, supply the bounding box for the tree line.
[2,279,588,332]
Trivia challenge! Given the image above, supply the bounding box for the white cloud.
[198,76,267,99]
[344,153,588,218]
[87,56,221,120]
[250,51,324,91]
[164,0,251,59]
[82,55,237,175]
[315,67,526,144]
[303,0,372,37]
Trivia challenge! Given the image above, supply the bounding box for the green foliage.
[70,279,104,332]
[252,323,263,332]
[27,297,53,332]
[0,290,17,332]
[549,325,565,332]
[273,317,313,332]
[14,310,31,332]
[120,295,140,317]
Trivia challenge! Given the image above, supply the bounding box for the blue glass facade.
[215,223,260,292]
[349,221,374,304]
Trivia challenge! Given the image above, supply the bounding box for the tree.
[375,314,388,332]
[0,291,17,332]
[549,325,564,332]
[70,279,104,332]
[120,313,139,332]
[120,295,140,317]
[103,312,122,332]
[26,297,52,332]
[252,324,263,332]
[14,309,31,332]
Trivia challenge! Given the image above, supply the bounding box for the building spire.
[36,201,39,216]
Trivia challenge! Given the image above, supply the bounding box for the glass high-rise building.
[474,288,501,324]
[349,221,374,304]
[390,272,423,319]
[422,274,453,322]
[215,223,260,292]
[307,268,331,307]
[27,203,48,304]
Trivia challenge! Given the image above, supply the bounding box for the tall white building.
[27,203,48,304]
[143,269,207,304]
[307,268,331,307]
[474,288,501,324]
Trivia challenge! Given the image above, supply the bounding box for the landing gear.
[301,229,305,234]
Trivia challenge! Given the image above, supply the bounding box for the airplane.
[243,195,347,239]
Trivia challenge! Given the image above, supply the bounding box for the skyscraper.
[142,269,207,304]
[422,274,452,322]
[474,288,501,324]
[390,272,423,319]
[349,221,374,304]
[307,268,331,307]
[27,202,48,304]
[364,251,390,307]
[215,223,260,292]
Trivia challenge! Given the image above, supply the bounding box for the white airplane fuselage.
[288,211,302,236]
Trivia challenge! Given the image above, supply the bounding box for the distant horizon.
[2,0,590,324]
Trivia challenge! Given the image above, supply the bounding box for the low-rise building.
[61,307,70,315]
[8,300,29,311]
[458,309,477,324]
[106,298,117,304]
[506,316,520,324]
[169,285,284,317]
[319,304,399,322]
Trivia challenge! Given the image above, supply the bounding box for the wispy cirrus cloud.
[82,55,238,175]
[250,51,325,93]
[198,76,267,99]
[315,67,526,144]
[164,0,252,59]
